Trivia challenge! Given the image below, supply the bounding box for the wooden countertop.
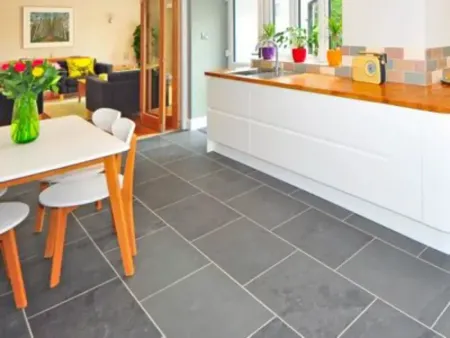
[205,70,450,113]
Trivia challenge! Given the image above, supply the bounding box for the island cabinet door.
[423,113,450,233]
[248,86,422,220]
[207,77,252,153]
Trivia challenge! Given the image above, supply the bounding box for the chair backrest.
[112,118,137,199]
[92,108,121,133]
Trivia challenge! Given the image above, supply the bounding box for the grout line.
[342,213,354,222]
[134,173,172,188]
[191,216,243,243]
[159,153,197,166]
[288,188,300,196]
[102,225,169,255]
[417,246,429,258]
[334,238,375,271]
[336,297,377,338]
[138,139,450,332]
[224,184,264,203]
[27,277,118,320]
[23,310,34,338]
[189,167,227,183]
[244,315,277,338]
[187,167,226,183]
[140,263,212,303]
[243,250,298,287]
[270,207,312,232]
[152,192,203,213]
[0,290,12,299]
[432,299,450,329]
[134,195,307,338]
[72,214,167,338]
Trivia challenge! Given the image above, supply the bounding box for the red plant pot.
[292,47,307,63]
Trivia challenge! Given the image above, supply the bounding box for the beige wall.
[0,0,140,64]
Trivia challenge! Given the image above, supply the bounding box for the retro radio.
[352,52,387,84]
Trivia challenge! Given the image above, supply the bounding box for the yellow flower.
[32,67,44,78]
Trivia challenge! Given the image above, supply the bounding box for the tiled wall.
[253,46,450,86]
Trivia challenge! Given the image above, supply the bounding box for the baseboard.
[189,116,207,130]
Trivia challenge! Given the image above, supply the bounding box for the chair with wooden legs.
[39,118,137,288]
[34,108,122,233]
[0,202,30,308]
[0,189,6,198]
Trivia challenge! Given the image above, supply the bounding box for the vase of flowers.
[0,59,60,144]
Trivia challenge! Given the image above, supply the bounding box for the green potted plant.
[285,27,308,63]
[259,23,283,60]
[327,17,343,66]
[0,59,60,144]
[132,25,159,65]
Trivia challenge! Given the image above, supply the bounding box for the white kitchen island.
[205,71,450,254]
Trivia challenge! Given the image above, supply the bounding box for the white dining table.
[0,116,135,276]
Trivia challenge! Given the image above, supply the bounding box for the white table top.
[0,116,129,183]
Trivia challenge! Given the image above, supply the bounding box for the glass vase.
[10,93,40,144]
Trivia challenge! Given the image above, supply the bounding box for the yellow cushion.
[66,57,95,78]
[98,73,108,81]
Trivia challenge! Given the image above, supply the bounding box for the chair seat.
[0,203,30,234]
[0,189,6,198]
[39,174,123,208]
[43,164,104,184]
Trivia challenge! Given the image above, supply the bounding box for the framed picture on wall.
[23,7,74,48]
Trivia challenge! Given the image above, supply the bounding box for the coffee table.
[77,79,86,102]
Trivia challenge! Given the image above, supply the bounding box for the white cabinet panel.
[207,78,251,118]
[423,113,450,232]
[250,121,421,220]
[208,109,250,153]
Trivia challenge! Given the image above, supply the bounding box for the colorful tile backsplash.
[253,45,450,86]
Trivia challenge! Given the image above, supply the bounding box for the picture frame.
[23,7,74,49]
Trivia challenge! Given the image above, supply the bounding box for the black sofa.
[56,59,113,95]
[86,69,168,118]
[0,93,44,126]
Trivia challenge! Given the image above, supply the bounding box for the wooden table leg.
[103,155,134,276]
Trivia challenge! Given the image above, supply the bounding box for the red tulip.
[1,63,9,70]
[14,62,26,72]
[32,59,44,67]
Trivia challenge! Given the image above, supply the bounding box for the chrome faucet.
[255,39,280,76]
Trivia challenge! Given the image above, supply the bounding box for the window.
[229,0,342,66]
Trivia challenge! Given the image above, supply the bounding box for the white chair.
[34,108,121,233]
[39,118,137,288]
[0,202,30,308]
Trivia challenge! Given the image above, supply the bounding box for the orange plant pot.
[327,49,342,67]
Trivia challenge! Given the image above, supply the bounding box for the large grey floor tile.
[74,198,111,219]
[137,136,172,152]
[339,240,450,326]
[195,218,295,284]
[134,174,199,210]
[80,200,165,253]
[163,130,207,153]
[251,318,300,338]
[29,279,162,338]
[340,300,439,338]
[143,265,272,338]
[433,302,450,336]
[107,228,208,300]
[141,143,193,164]
[419,247,450,272]
[247,252,374,338]
[191,168,261,201]
[22,238,116,317]
[133,158,169,186]
[291,189,352,220]
[228,186,309,230]
[0,264,9,296]
[346,214,426,255]
[248,171,298,195]
[0,295,30,338]
[207,152,256,174]
[156,193,240,241]
[3,182,38,198]
[164,155,223,181]
[274,209,372,268]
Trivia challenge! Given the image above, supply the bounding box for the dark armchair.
[0,93,44,126]
[86,69,167,118]
[56,60,113,95]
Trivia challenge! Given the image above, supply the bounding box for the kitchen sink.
[229,69,295,79]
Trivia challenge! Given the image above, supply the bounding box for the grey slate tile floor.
[2,130,450,338]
